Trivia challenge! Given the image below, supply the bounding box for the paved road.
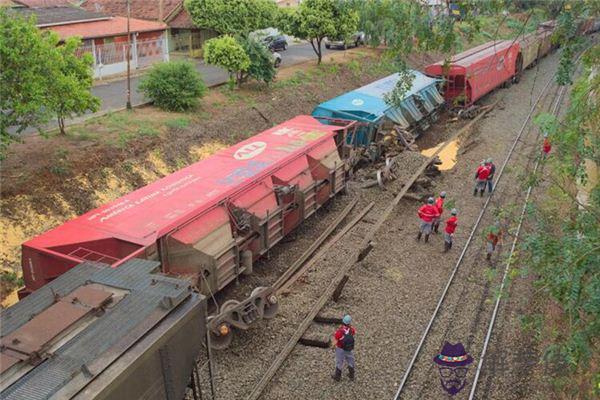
[93,42,336,111]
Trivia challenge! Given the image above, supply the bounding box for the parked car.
[263,35,288,51]
[325,32,365,49]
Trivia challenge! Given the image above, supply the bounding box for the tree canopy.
[278,0,359,64]
[185,0,277,36]
[0,9,99,155]
[204,35,251,87]
[50,37,100,135]
[0,10,58,151]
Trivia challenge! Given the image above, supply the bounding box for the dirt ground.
[194,49,565,400]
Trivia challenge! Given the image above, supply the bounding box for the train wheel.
[252,287,279,319]
[207,315,234,349]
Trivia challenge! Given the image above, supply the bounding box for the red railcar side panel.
[424,40,521,105]
[21,116,349,296]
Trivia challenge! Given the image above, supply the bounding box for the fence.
[75,37,169,79]
[169,29,218,58]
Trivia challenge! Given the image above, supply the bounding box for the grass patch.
[165,117,191,130]
[50,148,71,176]
[272,70,310,89]
[1,270,24,287]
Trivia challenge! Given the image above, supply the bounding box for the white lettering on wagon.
[234,141,267,160]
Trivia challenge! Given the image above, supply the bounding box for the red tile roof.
[43,15,167,40]
[13,0,75,6]
[82,0,182,22]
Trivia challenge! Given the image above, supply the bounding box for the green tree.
[0,10,58,153]
[185,0,277,37]
[278,0,359,64]
[204,35,251,88]
[525,45,600,394]
[49,37,100,135]
[139,61,207,111]
[238,36,277,85]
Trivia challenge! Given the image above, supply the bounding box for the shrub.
[238,37,276,85]
[139,61,207,111]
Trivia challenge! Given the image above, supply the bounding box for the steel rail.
[246,103,497,400]
[393,71,557,399]
[467,79,570,400]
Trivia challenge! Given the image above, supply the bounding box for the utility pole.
[126,0,132,110]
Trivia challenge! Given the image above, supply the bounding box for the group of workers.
[332,140,554,382]
[416,158,504,257]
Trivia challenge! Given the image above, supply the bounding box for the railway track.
[392,51,582,400]
[245,102,499,400]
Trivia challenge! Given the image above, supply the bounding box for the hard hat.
[451,208,458,215]
[440,191,447,198]
[543,132,548,138]
[342,315,352,325]
[486,158,493,164]
[427,197,435,204]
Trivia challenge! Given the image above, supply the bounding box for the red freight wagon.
[20,115,355,348]
[424,40,521,106]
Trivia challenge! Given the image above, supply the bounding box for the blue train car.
[312,71,444,146]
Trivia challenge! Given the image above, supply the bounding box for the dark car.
[325,32,365,50]
[263,35,288,51]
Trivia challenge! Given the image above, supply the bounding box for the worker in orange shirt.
[542,134,552,158]
[485,224,503,262]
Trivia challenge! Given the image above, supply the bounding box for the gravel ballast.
[200,50,564,400]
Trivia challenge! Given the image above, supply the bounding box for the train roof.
[0,259,204,400]
[25,115,344,249]
[427,40,517,71]
[312,71,440,125]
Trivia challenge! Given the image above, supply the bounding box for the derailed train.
[3,20,595,378]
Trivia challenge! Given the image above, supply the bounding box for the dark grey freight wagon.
[0,259,211,400]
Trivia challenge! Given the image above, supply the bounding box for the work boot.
[417,232,422,241]
[348,367,355,381]
[443,242,451,252]
[433,223,439,233]
[332,368,342,382]
[473,188,478,196]
[486,253,492,261]
[449,242,453,250]
[480,190,484,197]
[424,234,430,243]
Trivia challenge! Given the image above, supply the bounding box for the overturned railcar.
[1,259,209,399]
[312,71,444,145]
[425,40,521,107]
[19,115,355,348]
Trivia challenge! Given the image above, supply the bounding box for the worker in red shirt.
[417,197,440,243]
[443,209,458,252]
[332,314,356,382]
[485,158,496,193]
[432,191,446,233]
[474,162,491,197]
[485,224,503,261]
[542,134,551,158]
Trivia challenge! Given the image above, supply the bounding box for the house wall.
[81,30,169,79]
